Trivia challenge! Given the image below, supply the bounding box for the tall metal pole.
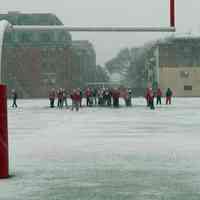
[0,84,8,178]
[170,0,175,27]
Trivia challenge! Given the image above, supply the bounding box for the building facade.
[71,40,97,88]
[1,12,73,97]
[146,37,200,97]
[0,12,99,97]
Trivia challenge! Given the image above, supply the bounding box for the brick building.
[0,12,98,98]
[72,40,97,87]
[0,12,72,97]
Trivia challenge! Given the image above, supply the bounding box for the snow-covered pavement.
[1,98,200,200]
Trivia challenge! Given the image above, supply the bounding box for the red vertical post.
[170,0,175,27]
[0,84,9,178]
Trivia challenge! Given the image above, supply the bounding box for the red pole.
[170,0,175,27]
[0,84,9,178]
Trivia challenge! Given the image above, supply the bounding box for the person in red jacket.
[112,88,120,108]
[71,89,81,111]
[156,88,162,105]
[57,88,63,109]
[85,88,92,106]
[148,88,155,110]
[166,88,173,105]
[145,87,151,107]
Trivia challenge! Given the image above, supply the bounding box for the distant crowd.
[47,87,173,111]
[10,87,173,111]
[48,87,133,111]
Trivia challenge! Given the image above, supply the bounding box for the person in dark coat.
[166,88,173,105]
[49,88,56,108]
[57,88,63,109]
[112,88,120,108]
[127,88,132,106]
[11,89,18,108]
[104,88,111,107]
[92,88,98,105]
[98,88,104,106]
[79,89,83,107]
[62,89,68,108]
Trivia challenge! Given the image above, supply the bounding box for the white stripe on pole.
[0,20,12,83]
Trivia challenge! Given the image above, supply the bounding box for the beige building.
[147,37,200,97]
[159,67,200,97]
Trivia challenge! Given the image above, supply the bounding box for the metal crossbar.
[12,26,176,32]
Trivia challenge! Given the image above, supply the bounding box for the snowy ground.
[1,98,200,200]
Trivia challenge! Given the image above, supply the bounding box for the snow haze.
[1,0,200,65]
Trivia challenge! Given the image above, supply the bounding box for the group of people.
[10,86,173,111]
[84,87,132,108]
[145,87,173,110]
[48,87,133,111]
[49,88,68,109]
[49,87,173,111]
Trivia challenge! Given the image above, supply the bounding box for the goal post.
[11,0,175,32]
[12,26,175,32]
[0,0,176,179]
[170,0,175,27]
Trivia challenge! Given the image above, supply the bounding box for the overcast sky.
[1,0,200,65]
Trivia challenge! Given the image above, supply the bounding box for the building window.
[40,32,51,42]
[4,32,13,42]
[184,85,192,91]
[21,32,32,43]
[180,71,189,78]
[183,46,191,54]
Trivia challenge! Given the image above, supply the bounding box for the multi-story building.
[1,12,72,97]
[0,12,98,98]
[72,40,97,87]
[145,37,200,97]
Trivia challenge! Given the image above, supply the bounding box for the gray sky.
[1,0,200,65]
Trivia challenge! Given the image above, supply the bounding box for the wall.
[159,67,200,97]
